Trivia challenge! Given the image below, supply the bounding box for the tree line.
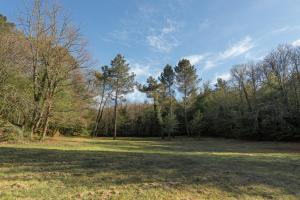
[1,0,299,141]
[92,44,300,141]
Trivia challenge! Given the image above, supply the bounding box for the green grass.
[0,136,299,200]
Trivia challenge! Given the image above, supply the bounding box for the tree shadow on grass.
[0,145,300,198]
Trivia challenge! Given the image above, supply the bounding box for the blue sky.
[1,0,300,101]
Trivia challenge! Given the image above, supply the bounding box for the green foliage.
[0,117,25,143]
[174,59,198,96]
[1,5,300,142]
[110,54,135,96]
[110,54,136,139]
[192,45,300,140]
[117,106,130,130]
[50,78,90,136]
[162,113,178,138]
[0,14,14,32]
[138,76,163,136]
[190,110,203,135]
[159,64,175,98]
[175,59,199,135]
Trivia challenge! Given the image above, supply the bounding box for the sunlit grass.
[0,136,299,199]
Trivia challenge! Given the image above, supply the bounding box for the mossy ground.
[0,136,299,199]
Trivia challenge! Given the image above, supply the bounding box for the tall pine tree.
[175,59,199,136]
[110,54,135,139]
[159,64,176,138]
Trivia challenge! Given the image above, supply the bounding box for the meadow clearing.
[0,136,299,200]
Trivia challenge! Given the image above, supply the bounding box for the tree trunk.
[93,103,103,137]
[113,90,118,140]
[30,105,44,140]
[280,85,290,112]
[184,104,189,136]
[93,93,111,137]
[168,86,173,139]
[154,98,164,140]
[40,99,52,141]
[184,89,189,136]
[30,104,40,139]
[93,82,107,136]
[241,83,252,112]
[40,114,49,141]
[292,81,299,111]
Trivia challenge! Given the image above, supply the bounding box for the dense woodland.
[1,1,300,142]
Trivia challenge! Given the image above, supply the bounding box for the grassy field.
[0,137,299,200]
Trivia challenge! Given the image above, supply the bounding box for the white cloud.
[146,19,179,53]
[292,39,300,47]
[272,25,300,34]
[125,87,147,103]
[219,36,254,59]
[217,72,231,81]
[244,52,265,61]
[204,60,217,69]
[128,60,163,82]
[183,54,206,65]
[212,72,231,85]
[184,36,254,70]
[129,62,151,77]
[272,26,290,34]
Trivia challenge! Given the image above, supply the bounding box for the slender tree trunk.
[113,90,118,140]
[31,105,44,139]
[30,113,38,139]
[153,97,158,133]
[93,107,102,137]
[184,104,189,136]
[169,91,173,116]
[93,81,107,136]
[280,85,290,112]
[93,92,111,137]
[184,88,189,136]
[154,99,164,140]
[40,96,52,141]
[153,98,157,114]
[93,102,104,137]
[30,95,40,139]
[168,86,173,139]
[32,90,50,136]
[41,113,49,140]
[241,83,252,112]
[31,30,40,139]
[293,81,299,111]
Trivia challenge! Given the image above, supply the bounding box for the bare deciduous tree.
[20,0,89,140]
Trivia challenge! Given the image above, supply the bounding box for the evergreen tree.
[138,76,163,138]
[159,64,176,138]
[175,59,199,136]
[110,54,135,139]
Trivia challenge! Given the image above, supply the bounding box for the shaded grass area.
[0,137,300,199]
